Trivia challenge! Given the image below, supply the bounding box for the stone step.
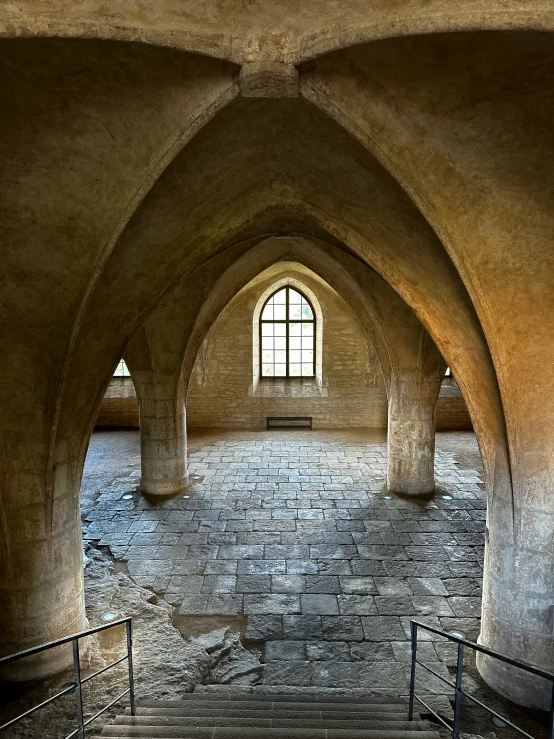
[187,692,408,704]
[96,690,438,739]
[111,715,428,730]
[137,698,408,712]
[125,708,411,721]
[95,728,439,739]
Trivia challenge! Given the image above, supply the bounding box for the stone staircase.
[93,690,442,738]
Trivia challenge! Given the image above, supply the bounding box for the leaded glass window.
[260,286,315,377]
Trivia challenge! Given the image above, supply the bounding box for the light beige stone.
[0,6,552,710]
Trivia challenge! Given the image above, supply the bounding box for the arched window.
[113,359,130,377]
[260,286,315,377]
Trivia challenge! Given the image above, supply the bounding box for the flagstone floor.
[82,428,485,693]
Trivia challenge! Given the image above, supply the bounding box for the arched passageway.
[0,14,553,714]
[77,259,479,700]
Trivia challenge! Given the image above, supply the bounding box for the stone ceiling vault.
[1,18,554,703]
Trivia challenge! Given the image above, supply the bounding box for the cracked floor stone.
[0,545,212,739]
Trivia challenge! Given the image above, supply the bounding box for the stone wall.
[95,378,139,428]
[95,377,473,431]
[187,270,388,429]
[94,278,473,431]
[437,379,473,430]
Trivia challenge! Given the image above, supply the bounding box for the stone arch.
[70,89,498,492]
[52,191,499,519]
[178,234,395,400]
[298,31,554,704]
[0,20,551,706]
[1,3,554,65]
[0,45,507,679]
[48,89,499,496]
[120,230,445,500]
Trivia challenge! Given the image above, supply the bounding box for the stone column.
[477,450,554,710]
[138,384,188,496]
[387,374,442,496]
[0,462,88,680]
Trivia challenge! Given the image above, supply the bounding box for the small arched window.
[260,286,315,377]
[113,359,130,377]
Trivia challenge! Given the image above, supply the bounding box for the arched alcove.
[186,261,388,427]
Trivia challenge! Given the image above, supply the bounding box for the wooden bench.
[266,416,313,430]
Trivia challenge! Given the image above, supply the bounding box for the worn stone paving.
[82,429,485,694]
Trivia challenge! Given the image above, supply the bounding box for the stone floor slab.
[82,429,486,689]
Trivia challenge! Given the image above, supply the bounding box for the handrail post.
[452,640,465,739]
[72,639,85,739]
[126,619,136,716]
[408,620,417,721]
[550,681,554,739]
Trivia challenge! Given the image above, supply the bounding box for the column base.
[387,458,435,496]
[476,649,551,711]
[0,615,89,682]
[140,473,189,496]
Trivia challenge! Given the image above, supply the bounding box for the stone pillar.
[0,463,88,680]
[139,385,188,496]
[387,374,441,496]
[477,453,554,709]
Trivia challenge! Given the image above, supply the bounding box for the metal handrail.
[0,617,135,739]
[408,619,554,739]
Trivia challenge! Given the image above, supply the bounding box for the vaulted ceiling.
[0,8,553,542]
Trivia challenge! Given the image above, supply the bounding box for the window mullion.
[286,286,290,378]
[259,285,316,379]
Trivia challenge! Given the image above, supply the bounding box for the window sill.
[251,377,328,398]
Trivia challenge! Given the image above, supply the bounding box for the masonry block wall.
[436,380,473,430]
[186,270,388,429]
[95,378,139,428]
[95,376,473,431]
[94,277,473,431]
